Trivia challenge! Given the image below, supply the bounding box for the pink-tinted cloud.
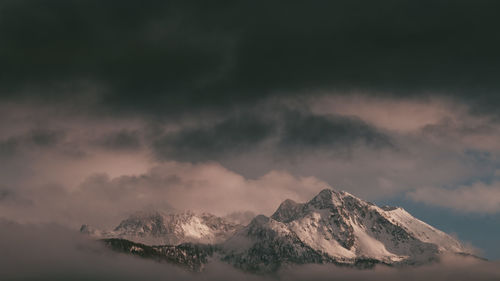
[0,162,329,228]
[309,94,461,132]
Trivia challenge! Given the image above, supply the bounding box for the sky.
[1,0,500,271]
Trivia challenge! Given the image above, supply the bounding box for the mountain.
[81,210,243,245]
[86,189,473,273]
[220,189,468,272]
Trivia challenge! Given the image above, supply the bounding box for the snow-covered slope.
[380,206,464,253]
[221,189,470,270]
[81,210,243,245]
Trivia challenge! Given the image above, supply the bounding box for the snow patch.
[181,216,213,240]
[351,221,405,262]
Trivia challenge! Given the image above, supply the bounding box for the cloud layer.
[2,96,500,217]
[1,1,500,117]
[408,181,500,214]
[0,162,329,228]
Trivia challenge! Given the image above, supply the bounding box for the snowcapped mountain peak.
[113,210,168,236]
[222,188,471,270]
[271,199,305,223]
[250,214,270,225]
[306,188,370,212]
[242,215,293,243]
[309,188,344,208]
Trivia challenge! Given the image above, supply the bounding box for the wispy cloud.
[408,181,500,214]
[0,162,329,228]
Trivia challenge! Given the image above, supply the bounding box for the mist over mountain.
[83,188,476,273]
[82,210,242,245]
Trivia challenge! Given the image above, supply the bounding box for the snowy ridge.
[81,210,242,245]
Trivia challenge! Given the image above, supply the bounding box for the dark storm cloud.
[0,189,12,201]
[28,129,65,146]
[96,129,142,151]
[0,128,65,157]
[1,0,500,116]
[280,111,393,149]
[152,109,392,161]
[0,0,237,115]
[153,113,275,161]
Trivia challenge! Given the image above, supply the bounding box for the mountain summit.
[85,188,473,272]
[220,189,467,271]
